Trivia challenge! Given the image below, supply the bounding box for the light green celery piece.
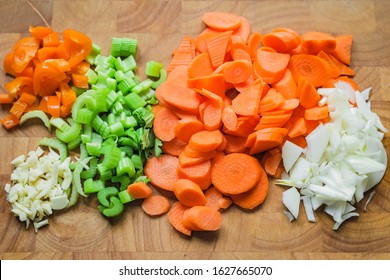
[86,68,98,85]
[109,122,125,137]
[106,90,119,109]
[117,77,136,94]
[76,108,95,124]
[121,55,137,72]
[101,147,122,169]
[145,61,163,78]
[55,121,82,144]
[20,110,51,131]
[116,157,135,177]
[115,70,125,82]
[131,154,143,170]
[71,90,95,120]
[131,79,153,94]
[120,38,137,57]
[39,137,68,162]
[118,189,136,204]
[123,92,146,110]
[67,136,82,151]
[151,68,167,89]
[110,38,122,57]
[86,42,101,65]
[50,117,70,132]
[97,164,113,181]
[81,124,92,144]
[81,157,99,180]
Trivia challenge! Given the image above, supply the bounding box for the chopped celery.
[97,187,118,208]
[20,110,51,131]
[116,157,135,177]
[118,190,135,204]
[81,157,98,179]
[123,92,146,110]
[86,68,98,85]
[50,117,70,132]
[151,68,167,89]
[145,61,163,78]
[39,138,68,162]
[67,136,82,150]
[55,121,81,143]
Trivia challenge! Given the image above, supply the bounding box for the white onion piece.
[282,187,300,219]
[282,140,303,173]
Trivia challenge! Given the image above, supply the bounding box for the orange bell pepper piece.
[62,29,92,67]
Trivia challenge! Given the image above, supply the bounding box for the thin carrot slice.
[182,205,223,231]
[262,29,301,54]
[302,31,336,54]
[173,179,207,207]
[223,115,260,137]
[211,153,262,195]
[218,197,233,209]
[196,88,223,105]
[329,35,353,65]
[188,129,224,152]
[153,107,180,141]
[232,16,251,41]
[174,118,204,143]
[160,84,201,115]
[231,47,252,63]
[141,195,171,216]
[195,31,218,53]
[264,151,282,176]
[232,84,261,116]
[253,49,290,84]
[187,52,214,79]
[288,54,332,88]
[223,135,247,154]
[328,53,355,76]
[246,128,286,154]
[222,59,252,84]
[187,74,226,98]
[202,12,242,31]
[167,35,194,72]
[206,30,233,68]
[202,100,223,131]
[288,117,307,138]
[221,106,238,131]
[127,182,153,199]
[144,154,179,191]
[297,78,321,108]
[271,69,298,99]
[279,98,300,111]
[304,105,329,120]
[247,32,262,58]
[179,149,217,167]
[161,138,187,156]
[258,88,285,113]
[177,160,212,190]
[205,186,223,210]
[231,169,268,209]
[168,202,192,236]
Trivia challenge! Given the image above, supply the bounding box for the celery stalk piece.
[55,121,82,144]
[50,117,70,132]
[124,92,147,110]
[39,138,68,162]
[145,61,163,78]
[20,110,51,131]
[151,68,167,89]
[110,38,122,57]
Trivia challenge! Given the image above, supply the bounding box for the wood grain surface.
[0,0,389,260]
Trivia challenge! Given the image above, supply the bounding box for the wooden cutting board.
[0,0,389,260]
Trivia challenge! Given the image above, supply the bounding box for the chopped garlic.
[5,148,73,232]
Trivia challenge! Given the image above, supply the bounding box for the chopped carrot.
[329,35,353,65]
[178,149,217,167]
[231,169,268,209]
[182,205,223,231]
[223,135,247,154]
[144,154,179,191]
[187,52,214,79]
[211,153,262,195]
[187,74,226,98]
[222,59,252,84]
[246,128,287,154]
[247,32,262,58]
[288,54,332,88]
[218,197,232,209]
[173,179,207,207]
[302,31,336,54]
[202,12,242,31]
[288,117,307,138]
[253,49,290,84]
[223,114,260,137]
[205,186,223,210]
[177,160,212,190]
[221,106,238,131]
[232,16,251,41]
[167,36,194,72]
[188,129,225,153]
[174,118,204,143]
[327,53,355,76]
[304,105,329,120]
[153,107,180,141]
[231,84,262,116]
[201,100,223,131]
[206,30,233,68]
[264,150,282,176]
[127,182,153,199]
[297,78,321,108]
[258,88,285,113]
[159,83,201,115]
[161,138,187,156]
[168,202,192,236]
[141,195,171,216]
[272,69,298,99]
[196,88,223,105]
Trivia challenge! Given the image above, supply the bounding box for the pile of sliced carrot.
[0,26,92,129]
[145,12,356,235]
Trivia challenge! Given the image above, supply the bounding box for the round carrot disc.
[144,154,179,191]
[211,153,261,195]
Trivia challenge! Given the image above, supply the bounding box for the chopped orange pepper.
[12,37,40,73]
[29,26,54,40]
[62,29,92,67]
[47,95,61,117]
[5,76,34,98]
[0,114,20,129]
[10,100,28,119]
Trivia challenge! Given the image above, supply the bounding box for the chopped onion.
[277,85,387,230]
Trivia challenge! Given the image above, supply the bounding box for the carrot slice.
[205,186,224,210]
[264,151,282,176]
[253,49,290,84]
[297,78,321,109]
[206,30,233,68]
[153,107,180,141]
[258,88,285,113]
[174,118,204,143]
[329,35,353,65]
[202,12,242,31]
[223,115,260,137]
[178,149,217,167]
[288,117,307,138]
[161,138,187,156]
[144,154,179,191]
[223,135,247,154]
[188,52,214,79]
[173,179,207,207]
[211,153,261,195]
[222,59,252,84]
[182,205,223,231]
[304,105,329,120]
[288,54,332,88]
[247,32,262,58]
[202,100,223,131]
[177,160,212,190]
[167,35,194,72]
[302,31,336,54]
[272,68,297,99]
[231,168,268,209]
[160,83,201,115]
[246,128,286,154]
[168,202,192,236]
[141,195,171,216]
[262,29,301,54]
[127,182,153,199]
[188,129,224,153]
[187,74,226,98]
[221,106,238,131]
[231,84,261,116]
